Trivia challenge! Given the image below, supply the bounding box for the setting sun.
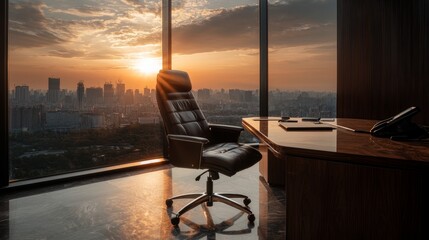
[133,58,161,74]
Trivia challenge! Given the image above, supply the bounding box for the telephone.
[370,106,429,140]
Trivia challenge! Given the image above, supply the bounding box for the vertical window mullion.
[162,0,172,70]
[1,0,9,186]
[259,0,268,117]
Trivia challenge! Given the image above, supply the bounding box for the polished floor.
[0,163,286,239]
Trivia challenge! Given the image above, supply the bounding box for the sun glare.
[133,58,161,74]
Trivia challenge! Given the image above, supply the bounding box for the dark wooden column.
[337,0,429,124]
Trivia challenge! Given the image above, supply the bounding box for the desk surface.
[242,117,429,168]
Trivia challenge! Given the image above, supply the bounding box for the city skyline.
[9,77,338,94]
[10,79,155,93]
[8,0,336,91]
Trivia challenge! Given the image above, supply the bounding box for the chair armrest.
[168,134,210,144]
[209,124,243,143]
[167,134,209,169]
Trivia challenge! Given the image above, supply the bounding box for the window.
[2,0,338,184]
[171,0,259,142]
[8,0,163,180]
[268,0,337,118]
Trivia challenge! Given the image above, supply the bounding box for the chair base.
[166,192,255,226]
[166,173,255,226]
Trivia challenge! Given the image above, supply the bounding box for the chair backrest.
[156,70,211,139]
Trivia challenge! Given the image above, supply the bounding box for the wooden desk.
[242,117,429,240]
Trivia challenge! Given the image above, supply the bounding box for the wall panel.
[338,0,429,124]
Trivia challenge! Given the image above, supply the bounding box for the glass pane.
[171,0,259,142]
[268,0,337,118]
[8,0,163,180]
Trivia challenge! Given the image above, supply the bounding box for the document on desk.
[279,121,335,131]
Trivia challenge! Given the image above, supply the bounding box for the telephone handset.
[370,106,429,140]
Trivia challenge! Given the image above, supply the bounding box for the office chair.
[156,70,262,226]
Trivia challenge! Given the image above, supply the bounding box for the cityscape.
[9,77,336,180]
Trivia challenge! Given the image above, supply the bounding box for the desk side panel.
[259,148,285,186]
[286,156,425,240]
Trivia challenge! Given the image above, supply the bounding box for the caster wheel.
[248,222,255,229]
[166,199,173,207]
[248,214,255,222]
[171,217,180,226]
[171,227,180,236]
[243,198,251,206]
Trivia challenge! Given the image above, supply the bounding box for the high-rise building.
[150,89,157,102]
[229,89,244,102]
[197,89,211,101]
[244,90,253,102]
[144,86,150,97]
[86,87,103,105]
[10,105,44,132]
[124,89,134,105]
[104,82,114,105]
[45,110,80,131]
[81,113,105,129]
[15,85,30,105]
[47,77,60,103]
[77,82,85,110]
[135,89,144,104]
[116,82,125,104]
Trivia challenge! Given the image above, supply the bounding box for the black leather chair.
[156,70,262,226]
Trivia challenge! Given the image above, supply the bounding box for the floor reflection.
[169,204,254,239]
[0,163,285,240]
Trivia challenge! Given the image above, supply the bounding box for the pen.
[320,121,370,134]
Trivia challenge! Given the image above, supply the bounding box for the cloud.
[133,5,259,53]
[9,29,63,49]
[174,6,259,54]
[45,44,125,60]
[8,0,159,60]
[120,0,161,15]
[9,1,68,48]
[9,0,336,61]
[268,0,336,48]
[134,0,336,54]
[47,5,116,18]
[47,48,85,58]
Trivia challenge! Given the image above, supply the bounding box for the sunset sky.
[9,0,336,91]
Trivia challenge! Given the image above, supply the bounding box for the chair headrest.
[157,70,192,93]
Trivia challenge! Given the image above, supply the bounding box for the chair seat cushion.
[201,143,262,177]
